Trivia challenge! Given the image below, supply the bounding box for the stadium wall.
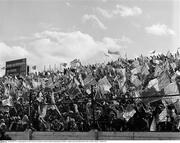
[6,131,180,140]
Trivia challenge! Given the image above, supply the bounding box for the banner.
[98,76,112,94]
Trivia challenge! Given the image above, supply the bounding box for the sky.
[0,0,180,74]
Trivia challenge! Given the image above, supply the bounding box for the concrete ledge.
[7,131,30,140]
[98,132,134,140]
[6,131,180,140]
[133,132,180,140]
[32,131,96,140]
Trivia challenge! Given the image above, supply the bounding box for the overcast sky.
[0,0,180,72]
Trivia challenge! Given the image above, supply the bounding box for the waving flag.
[158,71,171,91]
[70,59,81,69]
[164,82,179,95]
[98,76,112,94]
[84,74,97,86]
[174,100,180,114]
[123,105,136,121]
[159,108,167,122]
[131,75,142,87]
[154,65,163,77]
[2,96,13,106]
[38,104,48,118]
[131,65,142,75]
[148,78,160,91]
[141,63,149,76]
[150,117,156,131]
[108,49,120,55]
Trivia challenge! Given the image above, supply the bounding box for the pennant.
[150,117,156,131]
[159,108,167,122]
[147,78,160,91]
[164,82,179,95]
[98,76,112,94]
[158,71,171,91]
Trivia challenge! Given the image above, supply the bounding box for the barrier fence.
[6,131,180,140]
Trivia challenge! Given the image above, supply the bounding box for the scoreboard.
[5,58,27,76]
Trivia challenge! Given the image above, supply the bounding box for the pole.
[91,85,96,129]
[29,90,32,129]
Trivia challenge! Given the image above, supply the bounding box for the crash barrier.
[6,131,180,140]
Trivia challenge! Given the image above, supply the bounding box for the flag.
[37,92,44,102]
[83,74,97,86]
[150,117,156,131]
[159,108,167,122]
[98,76,112,94]
[158,71,171,91]
[132,60,139,67]
[141,63,149,76]
[166,51,171,58]
[131,66,142,75]
[154,65,163,77]
[176,50,180,60]
[60,63,67,67]
[104,52,110,57]
[147,78,160,91]
[149,50,156,54]
[174,100,180,114]
[2,96,13,106]
[79,74,84,86]
[70,59,81,68]
[131,75,142,87]
[108,49,120,55]
[141,87,161,103]
[123,105,136,121]
[1,67,5,70]
[170,62,176,71]
[38,104,48,118]
[32,79,41,89]
[32,65,36,70]
[164,82,179,95]
[163,82,180,104]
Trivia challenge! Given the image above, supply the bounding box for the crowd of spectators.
[1,52,180,132]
